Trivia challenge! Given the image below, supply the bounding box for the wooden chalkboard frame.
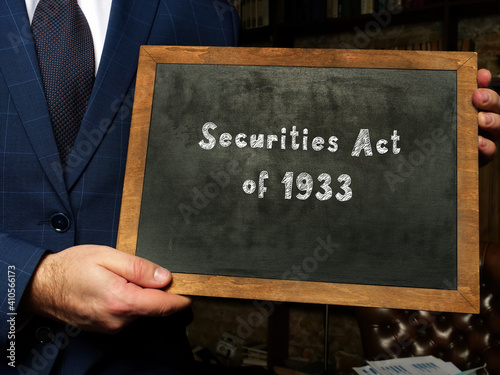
[117,46,479,313]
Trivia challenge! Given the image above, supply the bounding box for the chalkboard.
[117,46,479,313]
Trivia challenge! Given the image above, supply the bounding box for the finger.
[478,111,500,141]
[123,283,193,317]
[479,135,497,167]
[98,248,172,289]
[473,88,500,114]
[478,68,492,88]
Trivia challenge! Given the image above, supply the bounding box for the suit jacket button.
[36,327,55,344]
[50,213,70,233]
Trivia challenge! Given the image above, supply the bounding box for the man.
[1,1,499,374]
[0,0,238,374]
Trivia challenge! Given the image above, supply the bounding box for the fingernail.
[484,113,493,125]
[154,268,170,284]
[482,91,491,103]
[479,136,487,148]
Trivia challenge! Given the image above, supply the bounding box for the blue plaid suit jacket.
[0,0,238,373]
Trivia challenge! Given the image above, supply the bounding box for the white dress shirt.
[25,0,113,73]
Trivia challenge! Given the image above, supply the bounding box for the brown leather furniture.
[356,242,500,374]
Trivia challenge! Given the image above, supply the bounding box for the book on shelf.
[230,0,269,29]
[361,0,375,14]
[241,344,267,367]
[393,40,441,50]
[460,39,476,52]
[275,0,285,23]
[312,0,323,21]
[326,0,339,18]
[351,0,362,16]
[339,0,352,17]
[386,0,403,11]
[239,0,444,28]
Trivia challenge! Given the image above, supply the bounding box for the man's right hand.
[21,245,192,333]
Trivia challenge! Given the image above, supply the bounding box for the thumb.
[98,247,172,288]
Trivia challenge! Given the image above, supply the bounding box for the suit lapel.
[64,0,161,190]
[0,0,70,206]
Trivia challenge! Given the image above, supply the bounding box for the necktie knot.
[32,0,95,166]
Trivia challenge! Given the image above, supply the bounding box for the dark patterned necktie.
[32,0,95,166]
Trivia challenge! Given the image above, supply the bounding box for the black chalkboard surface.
[117,46,479,313]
